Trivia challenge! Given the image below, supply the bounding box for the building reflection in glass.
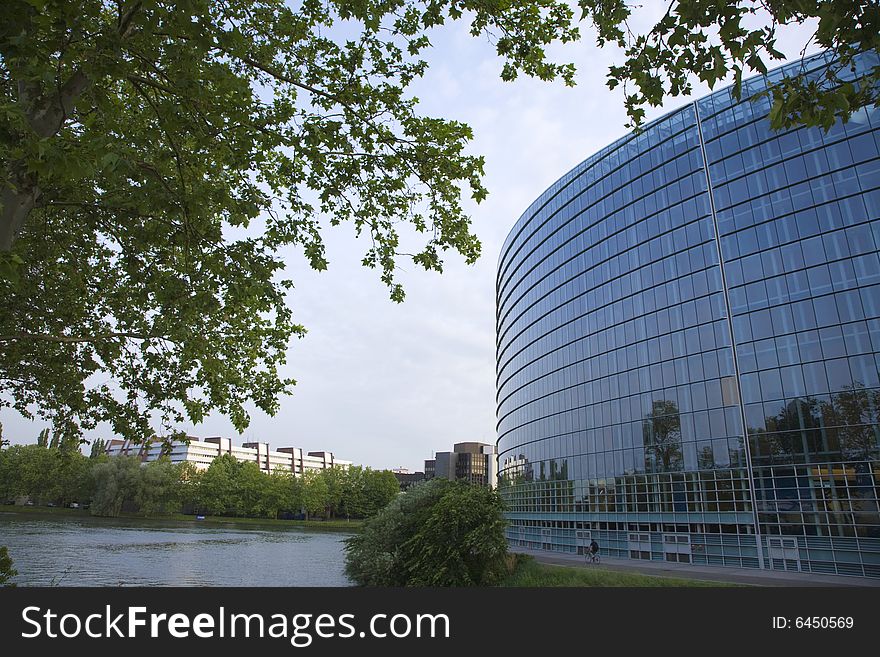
[496,50,880,577]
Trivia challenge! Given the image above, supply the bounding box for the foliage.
[299,469,330,520]
[333,465,400,519]
[0,0,580,446]
[174,460,203,511]
[1,1,875,447]
[399,482,509,586]
[642,399,683,473]
[89,438,108,460]
[195,453,240,516]
[753,383,880,462]
[235,461,271,517]
[89,455,143,516]
[0,546,17,587]
[344,479,508,587]
[360,468,402,518]
[0,436,90,504]
[345,478,444,586]
[318,465,345,519]
[0,443,56,502]
[183,458,396,519]
[579,0,880,130]
[263,468,294,520]
[135,457,181,516]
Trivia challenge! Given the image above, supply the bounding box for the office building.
[391,467,426,491]
[105,436,351,476]
[497,51,880,577]
[425,442,498,488]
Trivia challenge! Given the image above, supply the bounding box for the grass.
[0,504,363,531]
[161,513,363,531]
[501,555,740,587]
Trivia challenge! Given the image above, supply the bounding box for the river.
[0,513,353,586]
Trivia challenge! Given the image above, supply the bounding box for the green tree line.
[0,441,399,520]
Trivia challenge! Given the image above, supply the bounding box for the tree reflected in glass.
[643,400,684,472]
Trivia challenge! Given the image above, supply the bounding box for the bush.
[0,546,17,587]
[344,479,508,586]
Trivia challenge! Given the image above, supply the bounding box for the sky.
[0,4,820,472]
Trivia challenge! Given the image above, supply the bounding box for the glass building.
[496,51,880,578]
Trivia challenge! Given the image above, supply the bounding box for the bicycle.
[584,547,600,564]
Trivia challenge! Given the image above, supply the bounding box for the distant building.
[390,467,425,491]
[424,442,497,488]
[104,437,351,476]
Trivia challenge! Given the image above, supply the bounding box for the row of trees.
[0,442,399,520]
[0,432,97,507]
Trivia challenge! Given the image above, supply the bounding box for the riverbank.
[502,555,738,587]
[0,505,363,532]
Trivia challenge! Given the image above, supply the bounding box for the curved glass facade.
[497,51,880,577]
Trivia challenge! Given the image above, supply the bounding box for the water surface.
[0,513,353,586]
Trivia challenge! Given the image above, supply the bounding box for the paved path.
[511,547,880,587]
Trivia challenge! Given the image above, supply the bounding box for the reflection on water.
[0,514,353,587]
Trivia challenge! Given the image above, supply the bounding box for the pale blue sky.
[1,4,819,471]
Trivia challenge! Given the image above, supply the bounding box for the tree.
[171,460,202,513]
[345,478,508,586]
[196,453,239,516]
[264,467,293,519]
[300,469,329,520]
[643,399,684,473]
[235,461,269,517]
[0,0,579,446]
[0,440,91,504]
[286,471,305,519]
[0,443,58,503]
[89,454,142,516]
[399,482,508,586]
[318,466,346,519]
[339,465,367,519]
[89,438,108,460]
[0,448,7,501]
[53,438,92,505]
[0,546,17,587]
[579,0,880,130]
[361,468,401,517]
[824,383,880,461]
[336,466,400,519]
[135,457,180,515]
[4,3,873,447]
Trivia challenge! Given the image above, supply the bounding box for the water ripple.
[0,516,353,587]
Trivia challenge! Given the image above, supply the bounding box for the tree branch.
[2,1,145,252]
[0,332,165,344]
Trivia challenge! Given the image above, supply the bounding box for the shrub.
[0,546,17,587]
[344,479,508,586]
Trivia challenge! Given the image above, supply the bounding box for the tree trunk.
[0,183,38,251]
[1,71,91,252]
